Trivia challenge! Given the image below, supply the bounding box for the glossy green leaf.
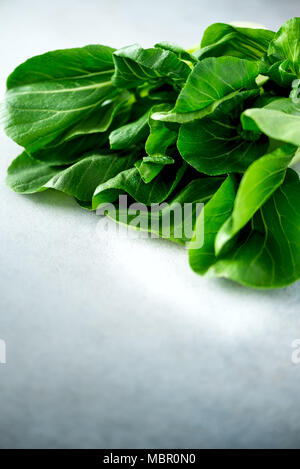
[109,111,149,150]
[215,144,296,254]
[178,114,267,175]
[6,45,115,89]
[268,17,300,73]
[55,90,134,143]
[265,97,300,114]
[210,169,300,288]
[6,152,60,194]
[189,175,236,274]
[242,107,300,146]
[196,23,274,61]
[106,176,224,244]
[154,42,197,64]
[92,161,187,208]
[174,56,259,113]
[112,44,190,89]
[264,18,300,87]
[134,103,179,182]
[3,45,119,152]
[135,155,174,183]
[29,132,109,166]
[152,57,260,123]
[7,151,139,201]
[27,91,133,165]
[145,104,177,155]
[266,59,297,87]
[153,89,259,124]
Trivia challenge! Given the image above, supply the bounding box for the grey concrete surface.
[0,0,300,449]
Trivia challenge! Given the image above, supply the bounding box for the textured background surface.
[0,0,300,449]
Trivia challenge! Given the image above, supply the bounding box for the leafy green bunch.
[2,18,300,288]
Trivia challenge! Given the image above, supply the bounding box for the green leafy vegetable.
[242,104,300,146]
[135,155,174,183]
[106,176,223,245]
[196,23,274,61]
[209,170,300,288]
[155,41,197,64]
[268,18,300,73]
[262,18,300,87]
[189,175,236,273]
[112,44,190,89]
[215,144,296,254]
[2,45,121,152]
[7,150,139,200]
[109,111,149,150]
[151,56,260,123]
[174,56,259,113]
[2,17,300,289]
[177,113,267,175]
[92,162,187,207]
